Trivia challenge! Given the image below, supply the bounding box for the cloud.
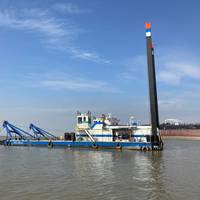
[121,72,137,80]
[0,71,119,93]
[122,49,200,86]
[71,49,111,64]
[0,8,77,46]
[121,54,147,80]
[0,10,64,36]
[120,49,200,123]
[53,2,89,14]
[158,69,182,85]
[39,78,119,93]
[155,48,200,85]
[0,7,110,63]
[158,62,200,85]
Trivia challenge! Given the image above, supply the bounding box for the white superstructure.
[75,112,152,143]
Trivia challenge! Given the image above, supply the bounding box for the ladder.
[85,129,96,143]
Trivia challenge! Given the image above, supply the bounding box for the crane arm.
[29,124,57,139]
[3,121,35,139]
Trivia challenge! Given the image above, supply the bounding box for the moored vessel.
[1,23,163,151]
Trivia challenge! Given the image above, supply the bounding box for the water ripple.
[0,140,200,200]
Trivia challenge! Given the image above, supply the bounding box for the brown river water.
[0,139,200,200]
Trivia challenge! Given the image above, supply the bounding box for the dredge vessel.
[1,23,163,150]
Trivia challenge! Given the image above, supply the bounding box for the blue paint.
[146,28,151,32]
[2,140,152,148]
[29,124,57,139]
[3,121,35,139]
[91,121,104,129]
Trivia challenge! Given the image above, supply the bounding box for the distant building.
[164,119,183,126]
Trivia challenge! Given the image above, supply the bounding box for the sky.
[0,0,200,134]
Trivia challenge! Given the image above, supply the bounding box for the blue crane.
[3,121,35,140]
[29,124,57,140]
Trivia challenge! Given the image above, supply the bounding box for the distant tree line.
[159,123,200,130]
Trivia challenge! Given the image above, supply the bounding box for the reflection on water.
[0,140,200,200]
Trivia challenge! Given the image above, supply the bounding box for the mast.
[145,22,160,145]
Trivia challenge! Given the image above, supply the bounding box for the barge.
[2,112,162,150]
[1,22,163,150]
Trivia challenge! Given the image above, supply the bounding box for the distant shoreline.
[160,129,200,140]
[162,136,200,140]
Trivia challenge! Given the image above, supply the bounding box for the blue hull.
[2,140,152,149]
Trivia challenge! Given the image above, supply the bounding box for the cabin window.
[83,117,86,122]
[112,129,131,141]
[78,117,82,124]
[121,133,130,139]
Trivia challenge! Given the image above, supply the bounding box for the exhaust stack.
[145,22,162,149]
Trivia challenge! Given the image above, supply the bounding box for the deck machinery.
[1,23,163,150]
[3,121,35,140]
[29,124,57,140]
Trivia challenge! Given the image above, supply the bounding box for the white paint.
[146,32,151,37]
